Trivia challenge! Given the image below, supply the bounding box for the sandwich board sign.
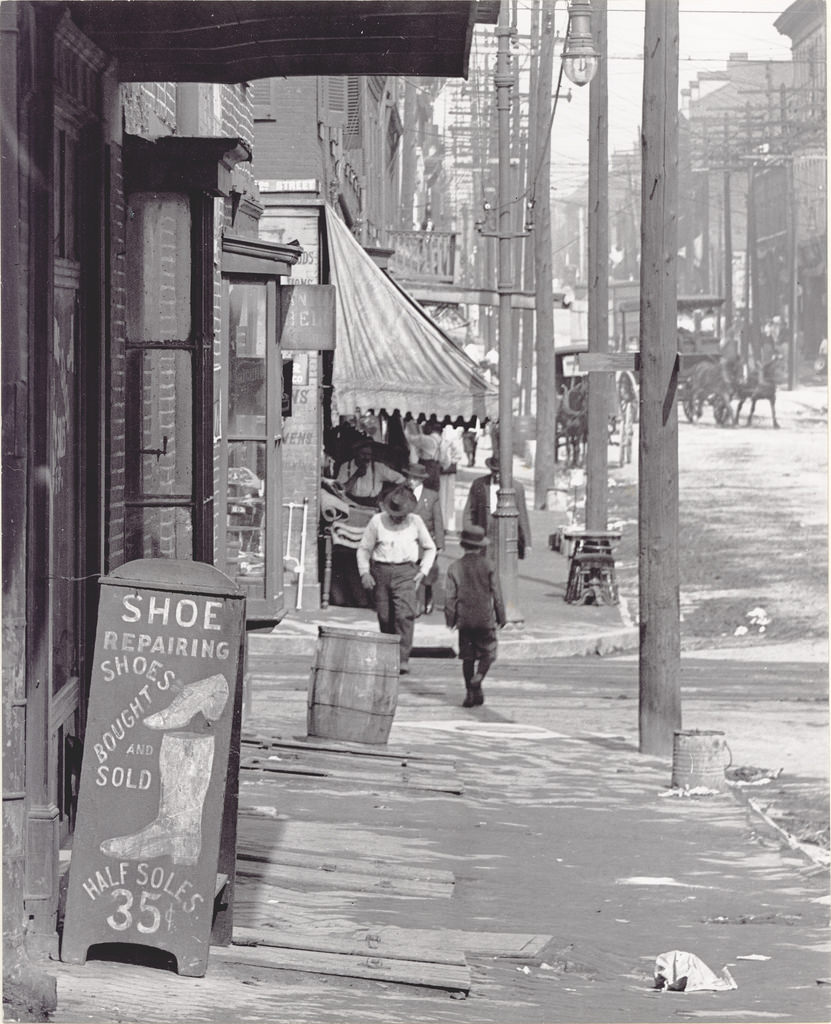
[61,560,246,977]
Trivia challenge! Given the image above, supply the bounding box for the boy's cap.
[460,525,489,549]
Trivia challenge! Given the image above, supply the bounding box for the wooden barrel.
[671,730,732,791]
[307,626,400,744]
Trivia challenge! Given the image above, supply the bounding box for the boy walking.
[444,526,506,707]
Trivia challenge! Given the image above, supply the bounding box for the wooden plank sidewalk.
[240,731,464,794]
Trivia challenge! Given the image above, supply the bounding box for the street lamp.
[562,0,600,86]
[492,0,599,625]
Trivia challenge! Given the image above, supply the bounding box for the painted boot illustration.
[99,732,214,865]
[143,672,229,730]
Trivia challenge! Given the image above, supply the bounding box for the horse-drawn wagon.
[617,294,733,426]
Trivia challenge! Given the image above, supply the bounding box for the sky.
[531,0,797,195]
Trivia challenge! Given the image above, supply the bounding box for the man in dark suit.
[462,455,532,559]
[404,463,444,614]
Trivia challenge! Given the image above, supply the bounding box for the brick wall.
[253,78,323,182]
[121,82,176,137]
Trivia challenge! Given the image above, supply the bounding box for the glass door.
[218,277,283,618]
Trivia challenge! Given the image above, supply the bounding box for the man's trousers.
[370,561,418,669]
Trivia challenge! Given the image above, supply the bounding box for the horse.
[556,378,588,467]
[683,354,742,426]
[733,352,783,428]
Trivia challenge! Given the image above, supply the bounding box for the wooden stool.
[563,528,622,606]
[565,552,619,605]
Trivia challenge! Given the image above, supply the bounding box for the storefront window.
[125,194,192,342]
[125,349,193,497]
[224,440,266,598]
[228,281,267,435]
[124,191,199,563]
[125,507,193,562]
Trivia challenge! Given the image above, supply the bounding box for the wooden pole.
[638,0,681,756]
[723,115,733,333]
[787,158,799,389]
[748,160,761,364]
[586,0,608,530]
[532,0,556,509]
[494,4,523,623]
[520,0,541,417]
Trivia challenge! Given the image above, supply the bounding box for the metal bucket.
[307,626,400,744]
[671,729,732,791]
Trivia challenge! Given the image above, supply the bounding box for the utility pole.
[533,0,557,509]
[700,171,710,292]
[638,0,681,756]
[494,2,523,623]
[511,0,524,407]
[521,0,541,417]
[748,175,761,361]
[787,156,799,389]
[585,0,608,530]
[723,115,733,334]
[744,103,756,364]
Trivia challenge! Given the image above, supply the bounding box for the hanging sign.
[279,284,336,350]
[61,560,246,977]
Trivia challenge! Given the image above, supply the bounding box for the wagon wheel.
[712,393,732,427]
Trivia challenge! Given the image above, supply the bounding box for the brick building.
[1,2,495,1011]
[776,0,828,363]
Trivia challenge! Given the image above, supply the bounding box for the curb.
[728,786,831,870]
[497,627,640,660]
[248,626,641,661]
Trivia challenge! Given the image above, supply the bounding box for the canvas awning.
[325,208,497,419]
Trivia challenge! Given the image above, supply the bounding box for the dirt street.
[607,390,828,651]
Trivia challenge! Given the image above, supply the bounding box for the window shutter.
[250,79,274,121]
[327,76,347,128]
[344,76,362,149]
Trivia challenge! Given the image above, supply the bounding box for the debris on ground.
[732,606,773,637]
[654,950,737,992]
[726,765,783,786]
[746,606,771,629]
[659,785,722,798]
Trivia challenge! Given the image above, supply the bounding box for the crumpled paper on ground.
[654,950,737,992]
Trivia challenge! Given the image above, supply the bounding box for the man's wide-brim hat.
[380,484,417,516]
[460,525,489,549]
[404,463,428,480]
[485,456,499,472]
[351,436,374,454]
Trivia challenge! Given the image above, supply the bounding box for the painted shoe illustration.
[99,733,214,865]
[143,673,229,730]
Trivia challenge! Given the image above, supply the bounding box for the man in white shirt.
[336,438,404,506]
[357,485,437,674]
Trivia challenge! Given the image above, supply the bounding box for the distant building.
[775,0,828,360]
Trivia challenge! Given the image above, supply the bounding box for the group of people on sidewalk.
[353,452,532,707]
[332,417,494,535]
